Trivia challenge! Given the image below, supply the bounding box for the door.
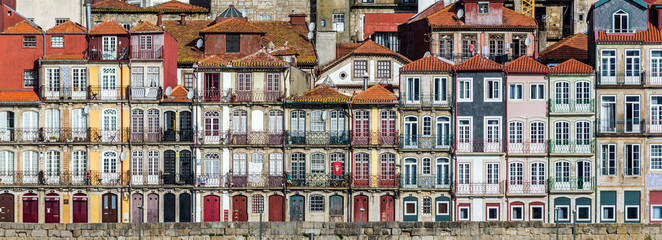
[102,193,117,223]
[102,109,118,142]
[102,36,117,60]
[164,111,176,141]
[0,111,14,141]
[132,193,143,223]
[380,195,394,221]
[147,193,159,223]
[72,194,87,223]
[403,116,418,148]
[625,96,640,132]
[403,158,418,187]
[232,195,248,222]
[164,150,176,184]
[577,161,592,190]
[45,109,60,140]
[0,193,14,222]
[268,195,283,222]
[290,111,305,144]
[22,194,37,223]
[180,111,193,141]
[101,68,118,99]
[44,194,60,223]
[436,117,450,147]
[380,110,396,144]
[179,193,191,222]
[71,109,87,140]
[204,73,220,101]
[353,110,370,144]
[203,195,220,222]
[180,150,193,184]
[354,195,368,222]
[290,195,304,221]
[237,73,252,101]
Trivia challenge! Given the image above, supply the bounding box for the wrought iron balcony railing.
[129,86,162,100]
[286,131,350,145]
[351,130,398,145]
[41,85,130,101]
[399,95,452,108]
[549,177,595,191]
[131,45,163,59]
[549,99,595,113]
[597,119,646,134]
[0,170,129,186]
[507,140,547,154]
[200,88,284,103]
[0,128,131,143]
[350,174,399,188]
[455,181,505,195]
[400,134,453,150]
[287,173,351,188]
[507,180,547,194]
[89,47,129,61]
[597,72,645,85]
[549,139,595,154]
[456,139,504,153]
[400,174,451,189]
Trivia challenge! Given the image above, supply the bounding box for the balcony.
[648,72,662,85]
[647,120,662,134]
[549,99,595,113]
[399,95,451,109]
[507,140,548,154]
[455,181,505,195]
[549,177,595,191]
[286,131,349,145]
[131,45,163,59]
[350,174,399,188]
[456,139,504,153]
[351,130,398,145]
[196,173,224,187]
[227,173,286,188]
[200,88,284,103]
[597,119,645,134]
[400,134,453,150]
[199,130,229,145]
[597,72,645,86]
[549,139,594,154]
[89,48,129,61]
[130,171,161,185]
[88,85,129,100]
[129,86,162,100]
[507,180,547,194]
[41,85,129,101]
[287,173,351,188]
[400,174,451,189]
[0,128,101,143]
[0,171,128,186]
[229,131,284,145]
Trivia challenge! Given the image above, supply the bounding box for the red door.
[268,195,284,222]
[203,195,220,222]
[45,194,60,223]
[353,195,368,222]
[72,194,87,223]
[232,195,247,222]
[22,194,38,223]
[147,193,159,223]
[0,193,14,222]
[102,193,118,223]
[380,195,395,221]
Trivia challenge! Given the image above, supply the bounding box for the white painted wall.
[16,0,86,30]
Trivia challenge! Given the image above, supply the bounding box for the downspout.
[282,67,290,222]
[593,70,598,223]
[450,70,456,222]
[547,72,551,223]
[452,68,458,222]
[127,50,134,222]
[348,100,354,222]
[504,70,509,221]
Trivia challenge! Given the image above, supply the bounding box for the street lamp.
[137,204,143,240]
[356,208,365,240]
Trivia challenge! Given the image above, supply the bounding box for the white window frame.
[601,205,616,221]
[486,206,499,221]
[625,205,639,221]
[651,144,662,170]
[612,9,629,33]
[509,83,523,100]
[530,205,544,221]
[457,78,472,102]
[556,205,570,221]
[332,13,345,32]
[51,36,64,48]
[484,117,501,144]
[651,205,662,221]
[458,206,470,221]
[511,205,524,221]
[404,201,417,216]
[422,197,432,215]
[457,117,472,144]
[576,205,591,221]
[530,83,544,100]
[433,77,448,103]
[484,78,502,102]
[436,201,449,215]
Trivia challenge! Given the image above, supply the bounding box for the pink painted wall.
[506,74,547,118]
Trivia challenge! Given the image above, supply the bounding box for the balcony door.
[102,109,118,142]
[22,151,38,184]
[179,111,193,141]
[403,158,417,187]
[403,116,418,148]
[163,111,176,141]
[651,50,662,84]
[436,116,450,147]
[600,50,616,84]
[600,96,616,132]
[22,111,38,141]
[353,110,369,144]
[71,109,87,140]
[290,111,305,144]
[625,50,640,84]
[102,36,117,60]
[203,111,220,144]
[380,110,396,144]
[0,111,13,141]
[330,111,345,143]
[45,109,60,140]
[625,96,640,132]
[101,68,117,99]
[554,81,570,112]
[101,151,118,185]
[652,96,662,133]
[435,158,449,187]
[576,161,591,190]
[204,73,220,101]
[406,77,420,103]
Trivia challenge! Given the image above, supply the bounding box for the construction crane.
[522,0,534,17]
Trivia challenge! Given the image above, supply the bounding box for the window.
[510,162,523,185]
[612,10,629,33]
[310,195,324,212]
[576,121,591,145]
[555,121,569,146]
[377,61,390,79]
[531,162,545,185]
[601,50,616,80]
[531,206,543,221]
[232,153,247,175]
[311,110,326,132]
[625,205,639,221]
[184,73,194,89]
[601,96,616,132]
[478,2,489,14]
[458,119,471,144]
[509,84,522,100]
[423,116,432,136]
[625,50,640,81]
[625,96,640,133]
[601,144,616,175]
[55,18,69,25]
[511,205,523,221]
[652,51,662,81]
[404,201,417,215]
[140,35,152,50]
[45,68,61,94]
[422,157,431,175]
[131,67,144,87]
[439,34,453,58]
[530,84,544,100]
[486,119,500,143]
[487,163,499,184]
[652,145,662,170]
[512,34,527,57]
[577,206,591,221]
[458,79,472,101]
[487,206,499,221]
[226,34,240,53]
[121,23,132,30]
[259,14,272,21]
[72,68,87,93]
[269,153,283,175]
[461,34,477,56]
[406,77,420,102]
[422,197,432,215]
[374,32,399,52]
[252,195,264,213]
[485,79,501,101]
[601,205,615,221]
[652,205,662,221]
[353,60,367,78]
[23,36,36,48]
[310,152,325,174]
[530,122,545,143]
[330,153,345,179]
[509,121,523,144]
[329,195,344,216]
[625,144,640,176]
[555,161,570,182]
[147,67,159,87]
[291,153,305,180]
[458,163,470,184]
[458,206,470,221]
[436,201,449,215]
[51,36,64,48]
[488,34,504,55]
[433,77,447,103]
[556,206,569,221]
[23,70,36,88]
[332,13,345,32]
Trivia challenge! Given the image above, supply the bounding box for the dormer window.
[478,2,489,14]
[226,34,240,53]
[613,10,629,33]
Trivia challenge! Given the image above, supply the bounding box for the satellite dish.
[186,90,194,100]
[83,106,90,115]
[308,22,316,31]
[165,86,173,96]
[196,39,204,49]
[525,37,532,46]
[321,111,328,120]
[424,51,431,57]
[457,9,464,18]
[307,32,314,40]
[120,152,127,161]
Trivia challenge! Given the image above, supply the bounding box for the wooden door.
[179,193,191,222]
[268,195,283,222]
[354,195,368,222]
[232,195,248,222]
[290,195,304,222]
[102,193,117,223]
[179,150,193,184]
[380,195,395,221]
[203,195,219,222]
[163,193,175,222]
[44,194,60,223]
[0,193,14,222]
[22,194,38,223]
[204,73,220,101]
[147,193,159,223]
[131,193,143,223]
[163,150,176,184]
[179,111,193,141]
[72,194,87,223]
[163,111,176,141]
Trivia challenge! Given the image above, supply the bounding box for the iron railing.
[456,139,504,153]
[286,131,350,145]
[549,177,595,191]
[41,85,130,101]
[507,140,548,154]
[400,174,452,189]
[287,173,351,188]
[399,134,453,150]
[129,86,162,100]
[597,72,645,85]
[0,128,132,143]
[399,95,452,108]
[507,180,547,194]
[200,88,284,103]
[131,45,163,59]
[89,47,129,61]
[350,174,399,188]
[597,119,646,134]
[0,170,129,186]
[351,130,398,145]
[455,181,505,195]
[548,99,595,113]
[549,139,595,154]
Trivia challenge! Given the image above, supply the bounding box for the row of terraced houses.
[0,0,661,226]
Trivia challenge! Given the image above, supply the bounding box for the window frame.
[50,36,64,48]
[509,83,523,100]
[651,144,662,170]
[404,200,417,216]
[458,206,470,221]
[225,34,240,53]
[612,9,629,33]
[486,206,499,221]
[530,205,544,221]
[353,60,368,78]
[484,78,502,102]
[310,194,325,212]
[23,70,36,88]
[436,201,449,215]
[530,84,545,100]
[478,2,489,14]
[625,205,639,222]
[23,36,36,48]
[511,205,524,221]
[556,205,570,221]
[601,144,616,175]
[601,205,616,221]
[457,78,472,102]
[376,60,391,79]
[651,205,662,222]
[422,197,432,215]
[576,205,591,221]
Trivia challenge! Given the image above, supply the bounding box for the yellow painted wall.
[90,109,100,143]
[90,194,100,223]
[121,66,130,87]
[370,108,379,144]
[121,196,129,223]
[62,195,70,223]
[122,109,129,142]
[89,152,99,171]
[89,66,99,96]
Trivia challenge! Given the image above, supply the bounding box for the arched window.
[22,151,38,184]
[268,110,283,133]
[71,150,87,183]
[250,153,264,175]
[132,150,144,175]
[204,153,220,175]
[148,150,159,176]
[613,10,629,33]
[146,109,159,140]
[403,157,418,186]
[0,151,14,183]
[311,110,326,132]
[0,111,14,141]
[509,121,523,143]
[203,110,220,136]
[436,116,450,147]
[380,153,396,181]
[330,153,345,179]
[131,109,144,139]
[531,162,545,185]
[530,122,545,143]
[509,162,523,185]
[554,161,570,183]
[403,116,418,148]
[435,158,450,186]
[22,111,38,141]
[422,116,432,136]
[422,157,431,175]
[575,81,590,105]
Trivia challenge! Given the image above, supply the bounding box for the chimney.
[86,3,92,30]
[289,13,307,25]
[363,78,368,90]
[157,12,163,26]
[316,31,337,67]
[179,13,186,26]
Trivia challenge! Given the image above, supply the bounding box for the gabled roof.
[454,55,503,71]
[46,20,86,33]
[232,49,289,67]
[88,19,128,35]
[162,20,207,64]
[288,84,350,103]
[41,53,86,60]
[4,20,43,33]
[549,59,594,74]
[91,0,142,11]
[200,17,265,34]
[400,55,453,73]
[352,85,398,103]
[0,91,39,102]
[504,56,549,73]
[406,1,536,30]
[321,40,411,72]
[596,22,662,42]
[540,33,588,62]
[130,21,163,33]
[270,46,298,56]
[336,43,361,59]
[217,5,243,18]
[594,0,647,9]
[162,85,191,102]
[363,13,415,39]
[197,55,230,66]
[147,0,208,13]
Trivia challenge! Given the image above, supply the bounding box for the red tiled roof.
[88,19,128,35]
[0,91,39,102]
[197,55,230,66]
[336,43,361,59]
[322,40,411,72]
[351,85,398,103]
[540,33,588,61]
[549,59,594,74]
[454,55,503,71]
[200,18,265,34]
[147,0,207,12]
[400,55,453,72]
[91,0,142,11]
[232,49,289,67]
[162,85,191,102]
[130,21,163,32]
[363,13,415,39]
[408,1,536,29]
[41,53,86,60]
[46,20,86,33]
[270,46,297,56]
[162,20,207,64]
[504,56,549,73]
[596,22,662,42]
[4,20,43,33]
[289,84,350,103]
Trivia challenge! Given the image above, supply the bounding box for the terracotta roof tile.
[197,55,230,66]
[454,55,503,71]
[91,0,142,11]
[88,19,128,35]
[504,56,549,73]
[596,22,662,42]
[147,0,208,12]
[400,55,453,72]
[162,20,207,64]
[130,21,163,32]
[269,46,298,56]
[549,59,594,74]
[232,49,289,67]
[41,53,86,60]
[352,85,398,103]
[0,91,39,102]
[363,13,415,39]
[410,1,536,29]
[322,40,411,72]
[46,20,86,33]
[288,84,350,103]
[200,18,265,34]
[336,43,361,59]
[4,20,43,33]
[162,85,191,102]
[540,33,588,62]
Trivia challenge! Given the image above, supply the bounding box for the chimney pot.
[180,13,186,26]
[157,12,163,26]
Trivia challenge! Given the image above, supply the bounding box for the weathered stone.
[30,229,47,237]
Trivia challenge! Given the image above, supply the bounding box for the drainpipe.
[592,70,598,223]
[452,68,458,221]
[282,67,289,222]
[504,70,509,221]
[348,100,354,222]
[547,72,551,223]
